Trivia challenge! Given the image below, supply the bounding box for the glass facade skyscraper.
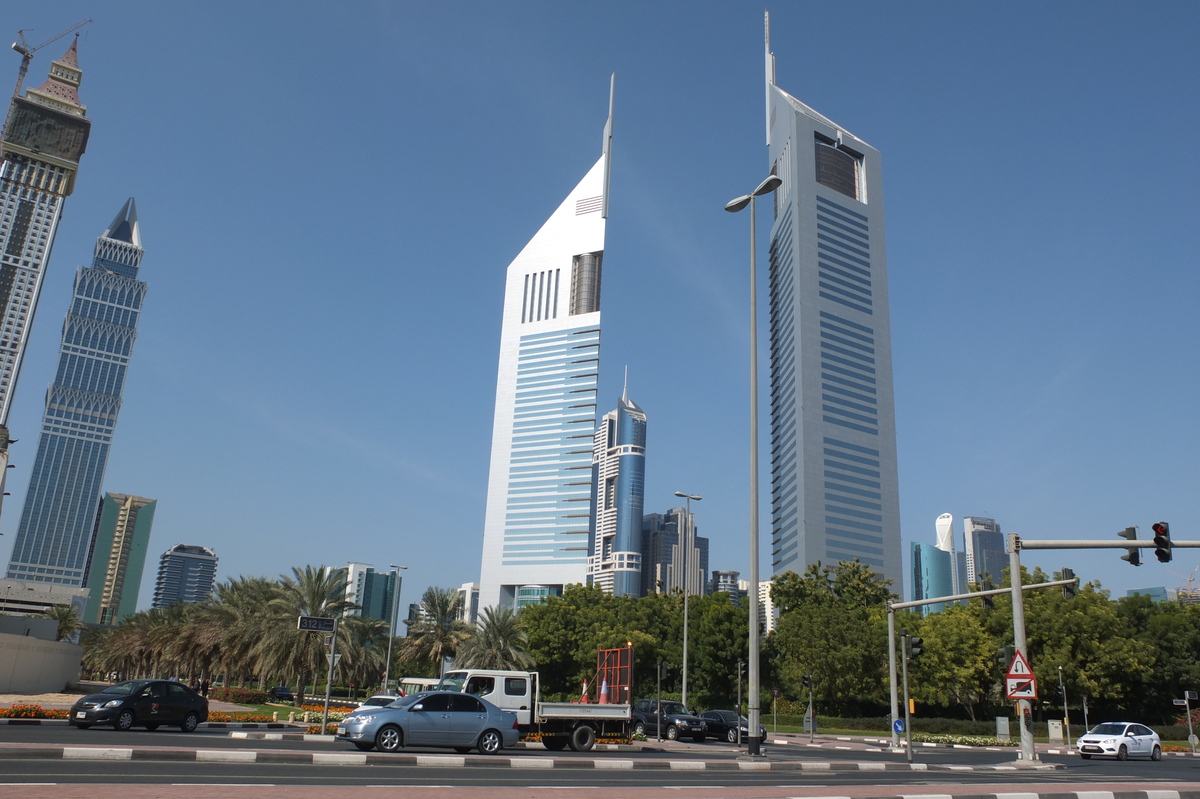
[152,544,217,608]
[587,385,646,596]
[82,493,156,625]
[963,516,1006,586]
[478,83,614,610]
[0,39,92,510]
[911,542,953,615]
[764,17,903,588]
[5,199,147,586]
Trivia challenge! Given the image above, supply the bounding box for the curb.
[0,719,299,729]
[0,744,1064,770]
[229,732,642,751]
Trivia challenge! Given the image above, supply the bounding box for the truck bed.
[536,702,631,721]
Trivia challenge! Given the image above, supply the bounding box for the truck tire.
[568,724,596,752]
[542,736,568,751]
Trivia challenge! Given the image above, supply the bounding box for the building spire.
[26,36,86,116]
[103,197,141,247]
[602,73,614,219]
[622,365,628,402]
[765,11,775,146]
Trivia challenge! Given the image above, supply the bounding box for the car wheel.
[1117,744,1128,761]
[726,728,738,743]
[477,728,504,755]
[181,712,199,733]
[115,710,135,731]
[633,721,645,737]
[542,736,568,751]
[1151,744,1162,761]
[1080,753,1091,759]
[568,724,596,752]
[375,725,403,753]
[666,724,679,741]
[144,724,159,731]
[353,742,374,751]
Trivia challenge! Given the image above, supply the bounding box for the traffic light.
[1152,522,1172,563]
[1061,568,1077,600]
[980,575,995,610]
[997,644,1015,669]
[908,636,923,660]
[802,674,813,690]
[1118,526,1141,566]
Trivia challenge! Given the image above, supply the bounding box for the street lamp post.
[674,491,701,708]
[725,173,782,757]
[382,565,407,693]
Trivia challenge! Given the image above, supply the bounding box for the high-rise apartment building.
[0,39,92,509]
[764,17,902,588]
[478,83,614,610]
[963,516,1006,585]
[5,199,147,586]
[587,384,646,596]
[82,493,155,625]
[152,544,217,608]
[709,569,742,601]
[739,578,778,633]
[641,507,708,598]
[341,562,400,625]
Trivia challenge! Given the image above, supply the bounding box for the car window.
[661,702,686,715]
[450,694,484,713]
[103,682,142,695]
[167,683,190,698]
[415,693,451,712]
[504,677,527,696]
[465,676,495,695]
[1133,725,1152,736]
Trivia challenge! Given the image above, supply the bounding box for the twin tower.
[478,18,903,609]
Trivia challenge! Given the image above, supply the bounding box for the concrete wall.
[0,631,82,693]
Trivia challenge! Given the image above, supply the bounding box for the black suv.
[632,698,707,742]
[267,686,295,702]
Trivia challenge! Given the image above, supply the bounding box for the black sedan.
[70,679,209,732]
[699,709,767,744]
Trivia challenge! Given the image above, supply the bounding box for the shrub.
[209,686,268,705]
[0,704,68,719]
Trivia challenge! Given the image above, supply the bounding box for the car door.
[133,682,165,725]
[449,694,488,746]
[405,693,451,746]
[165,682,194,724]
[1131,725,1154,756]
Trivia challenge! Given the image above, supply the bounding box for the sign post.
[297,616,339,734]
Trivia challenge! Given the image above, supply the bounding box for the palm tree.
[41,603,85,642]
[254,565,353,704]
[399,586,469,676]
[340,615,389,697]
[457,606,534,671]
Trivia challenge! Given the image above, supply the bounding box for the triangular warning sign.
[1006,651,1032,678]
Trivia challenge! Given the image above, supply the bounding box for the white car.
[358,694,402,708]
[1076,722,1162,760]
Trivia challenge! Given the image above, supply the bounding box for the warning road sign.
[1006,677,1038,700]
[1006,651,1032,678]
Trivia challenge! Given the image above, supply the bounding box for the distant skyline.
[0,2,1195,618]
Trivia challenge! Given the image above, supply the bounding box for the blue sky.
[1,2,1196,615]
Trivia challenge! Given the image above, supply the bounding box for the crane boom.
[9,18,92,100]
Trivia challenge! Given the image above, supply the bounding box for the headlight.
[348,714,375,724]
[103,700,124,708]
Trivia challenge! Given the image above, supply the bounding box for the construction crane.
[10,19,92,101]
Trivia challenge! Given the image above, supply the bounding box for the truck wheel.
[633,721,646,737]
[568,724,596,752]
[542,736,568,751]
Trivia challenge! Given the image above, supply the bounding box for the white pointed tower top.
[602,73,614,219]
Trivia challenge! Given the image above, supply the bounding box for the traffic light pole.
[1008,535,1037,763]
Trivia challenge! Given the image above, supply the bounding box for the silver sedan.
[336,691,519,754]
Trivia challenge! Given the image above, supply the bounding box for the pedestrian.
[201,678,210,697]
[190,677,201,692]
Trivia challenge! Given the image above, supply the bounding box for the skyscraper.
[587,383,646,596]
[340,562,399,624]
[478,81,614,610]
[963,516,1006,586]
[82,493,155,625]
[152,544,218,608]
[911,542,953,615]
[764,16,902,588]
[0,39,92,507]
[5,199,147,586]
[641,507,708,598]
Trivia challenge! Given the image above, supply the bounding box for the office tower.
[963,516,1006,585]
[641,507,708,597]
[587,383,647,596]
[709,569,742,601]
[152,544,217,608]
[5,199,147,586]
[0,39,92,508]
[458,582,480,625]
[82,493,155,625]
[911,542,953,615]
[478,81,614,610]
[763,16,903,589]
[934,513,965,595]
[340,562,399,624]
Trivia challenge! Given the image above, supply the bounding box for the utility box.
[804,708,818,733]
[1048,719,1063,743]
[995,716,1011,742]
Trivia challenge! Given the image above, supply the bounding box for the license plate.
[76,712,86,719]
[337,727,345,735]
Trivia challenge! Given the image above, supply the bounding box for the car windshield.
[436,673,467,692]
[659,702,689,715]
[1089,723,1128,735]
[101,681,146,695]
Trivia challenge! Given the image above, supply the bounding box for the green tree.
[905,603,995,719]
[458,606,534,670]
[399,586,470,676]
[42,603,85,642]
[340,614,390,696]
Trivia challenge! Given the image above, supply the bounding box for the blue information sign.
[893,719,905,734]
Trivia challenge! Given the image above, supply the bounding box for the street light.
[724,172,782,757]
[673,491,701,708]
[382,565,407,693]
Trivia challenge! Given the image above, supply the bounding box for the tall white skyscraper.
[764,15,903,589]
[479,81,614,611]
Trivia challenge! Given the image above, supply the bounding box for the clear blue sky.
[1,2,1196,614]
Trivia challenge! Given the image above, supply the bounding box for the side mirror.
[411,703,424,712]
